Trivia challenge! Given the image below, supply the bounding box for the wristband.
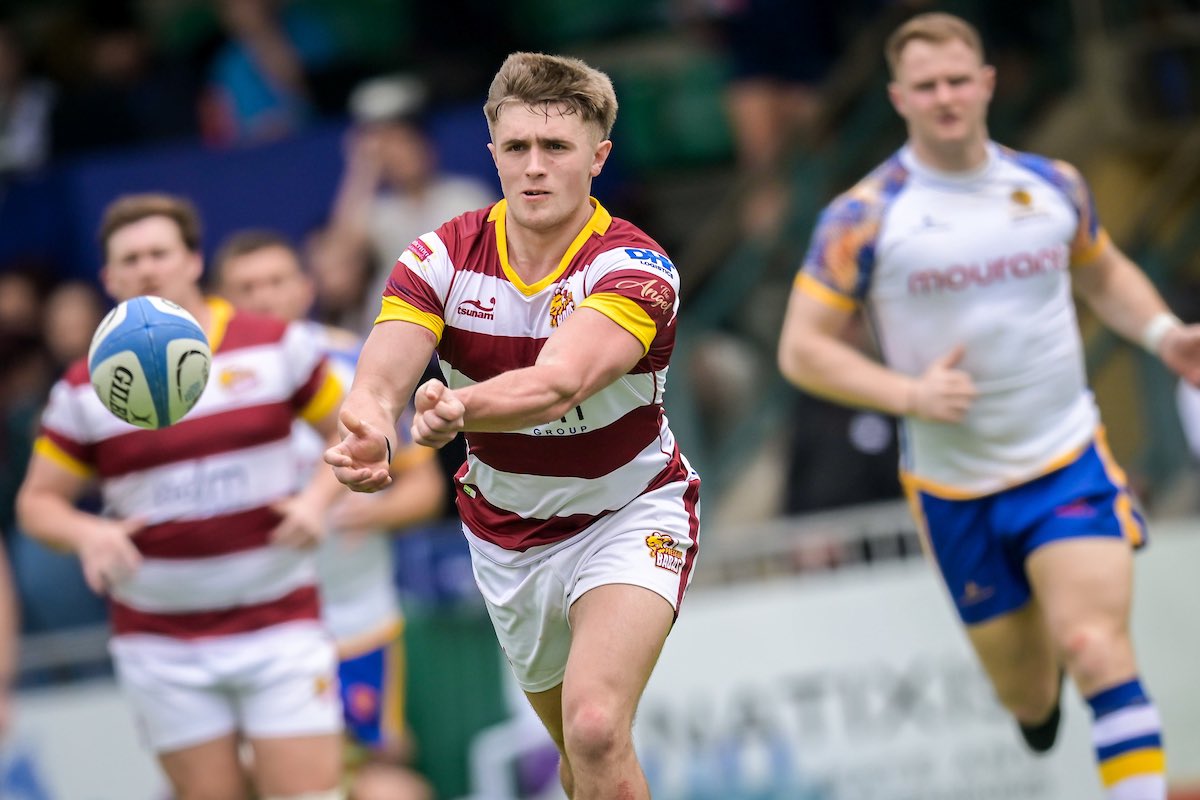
[383,435,393,464]
[1140,311,1182,355]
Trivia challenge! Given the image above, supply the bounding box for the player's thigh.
[965,597,1058,711]
[1026,537,1136,681]
[109,636,240,755]
[563,583,674,723]
[249,732,345,796]
[524,682,566,751]
[157,734,249,800]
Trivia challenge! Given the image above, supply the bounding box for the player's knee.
[1058,622,1127,682]
[563,702,626,763]
[260,789,346,800]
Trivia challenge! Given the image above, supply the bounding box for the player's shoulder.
[590,215,674,271]
[821,151,912,225]
[62,357,92,388]
[996,145,1085,189]
[433,204,495,250]
[219,308,292,352]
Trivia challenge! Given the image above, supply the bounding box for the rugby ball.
[87,296,211,429]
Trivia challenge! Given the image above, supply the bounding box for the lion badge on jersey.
[549,284,576,328]
[646,532,684,574]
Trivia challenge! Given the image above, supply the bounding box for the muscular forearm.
[456,365,583,432]
[780,335,914,417]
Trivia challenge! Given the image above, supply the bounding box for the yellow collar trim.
[204,296,233,352]
[489,197,613,296]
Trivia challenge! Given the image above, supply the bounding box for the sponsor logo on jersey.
[407,238,433,261]
[907,247,1067,294]
[625,248,674,274]
[1010,187,1033,207]
[550,284,575,328]
[219,366,259,392]
[615,277,674,313]
[646,532,684,574]
[456,297,496,320]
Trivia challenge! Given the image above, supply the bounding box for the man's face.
[888,38,994,152]
[487,102,611,236]
[101,215,203,305]
[217,244,312,322]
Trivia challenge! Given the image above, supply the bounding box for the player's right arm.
[15,453,142,594]
[778,285,975,423]
[325,319,437,492]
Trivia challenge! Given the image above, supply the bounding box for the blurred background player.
[213,228,439,800]
[777,13,1200,800]
[15,193,348,800]
[326,52,701,799]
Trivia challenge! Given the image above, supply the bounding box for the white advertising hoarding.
[635,525,1200,799]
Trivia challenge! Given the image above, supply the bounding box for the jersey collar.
[488,197,613,296]
[899,141,999,187]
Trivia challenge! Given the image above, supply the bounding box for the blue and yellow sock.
[1088,679,1165,799]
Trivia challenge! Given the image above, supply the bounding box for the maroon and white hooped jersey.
[376,198,695,556]
[33,298,343,639]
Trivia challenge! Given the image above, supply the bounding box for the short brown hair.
[884,13,985,77]
[213,229,299,282]
[99,193,203,254]
[484,52,618,140]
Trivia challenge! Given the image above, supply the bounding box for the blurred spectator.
[303,222,378,337]
[50,4,201,158]
[0,20,54,176]
[327,74,496,320]
[201,0,343,145]
[40,280,106,370]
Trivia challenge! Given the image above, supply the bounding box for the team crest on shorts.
[549,284,575,328]
[646,532,684,574]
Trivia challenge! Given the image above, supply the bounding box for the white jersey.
[798,143,1109,497]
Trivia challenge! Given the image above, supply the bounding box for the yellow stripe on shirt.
[299,369,343,426]
[376,296,445,343]
[794,272,857,312]
[33,436,94,478]
[579,293,656,355]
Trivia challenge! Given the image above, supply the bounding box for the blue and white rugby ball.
[87,295,211,430]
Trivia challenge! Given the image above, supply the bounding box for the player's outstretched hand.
[324,408,393,492]
[413,379,465,449]
[908,344,977,423]
[78,516,145,595]
[1160,324,1200,387]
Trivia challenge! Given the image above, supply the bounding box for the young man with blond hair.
[778,12,1200,798]
[326,52,701,799]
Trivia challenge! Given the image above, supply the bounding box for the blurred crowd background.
[4,0,1200,796]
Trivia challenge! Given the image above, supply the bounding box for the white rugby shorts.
[466,476,701,693]
[109,621,343,753]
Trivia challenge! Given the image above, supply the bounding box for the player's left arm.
[413,309,646,445]
[1073,240,1200,384]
